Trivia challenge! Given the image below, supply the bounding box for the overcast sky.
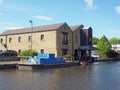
[0,0,120,39]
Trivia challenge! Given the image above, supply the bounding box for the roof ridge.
[6,22,66,31]
[0,22,67,36]
[70,24,84,31]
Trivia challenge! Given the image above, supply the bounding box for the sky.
[0,0,120,39]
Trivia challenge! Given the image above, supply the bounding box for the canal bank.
[94,58,120,62]
[0,61,79,70]
[0,58,120,70]
[0,61,19,69]
[17,58,120,71]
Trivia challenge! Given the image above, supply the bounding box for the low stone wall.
[94,58,120,62]
[0,56,20,61]
[0,64,17,69]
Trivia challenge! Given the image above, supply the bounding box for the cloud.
[33,15,53,21]
[115,6,120,14]
[111,30,120,33]
[0,0,3,4]
[84,0,96,9]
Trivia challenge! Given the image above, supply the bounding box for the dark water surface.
[0,61,120,90]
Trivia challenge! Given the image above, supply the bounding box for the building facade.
[0,22,94,60]
[112,44,120,54]
[70,25,94,60]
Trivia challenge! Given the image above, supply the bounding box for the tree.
[109,37,120,44]
[92,37,99,45]
[97,35,111,58]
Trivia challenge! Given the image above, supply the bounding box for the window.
[18,50,21,55]
[28,36,32,42]
[18,36,22,42]
[0,38,3,43]
[9,37,12,43]
[75,35,78,43]
[89,37,92,42]
[62,49,68,56]
[40,34,44,40]
[40,49,44,53]
[62,32,68,45]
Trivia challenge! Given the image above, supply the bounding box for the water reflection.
[0,62,120,90]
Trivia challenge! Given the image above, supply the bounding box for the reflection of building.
[0,22,96,60]
[112,44,120,54]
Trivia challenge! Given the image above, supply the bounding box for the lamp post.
[29,20,33,50]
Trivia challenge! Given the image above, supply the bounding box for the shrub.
[20,50,37,57]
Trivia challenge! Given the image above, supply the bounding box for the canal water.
[0,61,120,90]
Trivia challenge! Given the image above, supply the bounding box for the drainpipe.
[5,35,8,50]
[72,31,74,60]
[29,20,33,50]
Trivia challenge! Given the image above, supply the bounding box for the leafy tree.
[109,37,120,44]
[97,35,111,58]
[92,37,99,45]
[20,49,37,57]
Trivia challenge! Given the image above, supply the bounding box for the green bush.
[20,50,37,57]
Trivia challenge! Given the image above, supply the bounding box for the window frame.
[62,49,68,56]
[0,38,3,43]
[40,34,44,41]
[75,35,78,43]
[62,32,68,45]
[18,36,22,43]
[9,37,12,43]
[40,49,44,53]
[28,35,32,42]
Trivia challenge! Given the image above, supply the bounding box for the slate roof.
[0,22,66,36]
[70,24,84,31]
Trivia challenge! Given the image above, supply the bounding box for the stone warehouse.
[0,22,95,60]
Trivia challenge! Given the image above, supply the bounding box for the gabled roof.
[83,26,92,30]
[70,24,84,31]
[0,22,66,36]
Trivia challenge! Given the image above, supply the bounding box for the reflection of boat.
[18,62,79,70]
[80,61,87,65]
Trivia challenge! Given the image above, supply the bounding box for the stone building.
[70,25,95,61]
[0,22,95,60]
